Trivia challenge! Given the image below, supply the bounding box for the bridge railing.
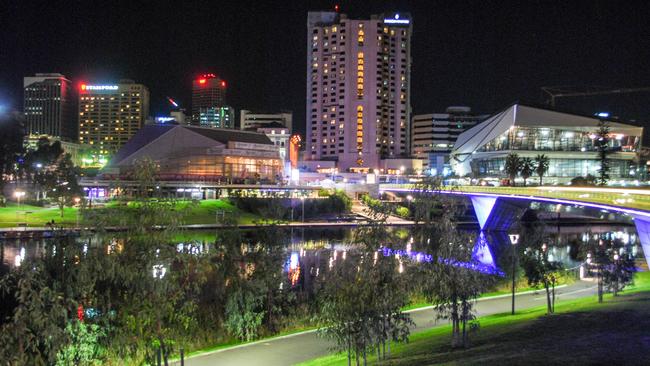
[379,184,650,212]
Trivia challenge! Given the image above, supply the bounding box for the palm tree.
[520,157,535,186]
[535,154,550,185]
[504,153,521,186]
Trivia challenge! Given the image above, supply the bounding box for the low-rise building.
[450,103,643,183]
[102,125,282,182]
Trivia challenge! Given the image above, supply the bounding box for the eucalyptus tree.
[519,223,563,313]
[581,233,636,302]
[316,199,413,365]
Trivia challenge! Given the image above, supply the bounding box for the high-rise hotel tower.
[78,80,149,162]
[306,11,412,171]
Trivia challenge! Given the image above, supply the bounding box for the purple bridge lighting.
[381,187,650,268]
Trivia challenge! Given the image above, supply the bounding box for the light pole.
[508,234,519,315]
[74,197,81,227]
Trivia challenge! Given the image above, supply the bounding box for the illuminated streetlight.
[14,191,25,207]
[509,234,520,315]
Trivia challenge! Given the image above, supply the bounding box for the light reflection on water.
[1,225,641,292]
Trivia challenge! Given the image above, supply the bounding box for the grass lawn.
[180,199,261,225]
[0,199,263,228]
[0,203,78,227]
[299,272,650,366]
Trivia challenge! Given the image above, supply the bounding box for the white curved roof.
[452,103,643,160]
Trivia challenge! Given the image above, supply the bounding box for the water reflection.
[1,225,642,293]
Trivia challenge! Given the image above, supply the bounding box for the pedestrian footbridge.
[380,185,650,267]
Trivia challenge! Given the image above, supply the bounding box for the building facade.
[306,11,412,172]
[412,106,487,175]
[191,73,227,125]
[23,73,75,141]
[78,80,150,164]
[103,125,282,182]
[450,104,643,183]
[198,105,234,129]
[240,110,292,131]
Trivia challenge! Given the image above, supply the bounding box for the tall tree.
[519,223,563,314]
[49,154,82,217]
[520,157,535,186]
[504,153,521,186]
[535,154,550,185]
[595,120,611,186]
[0,112,25,192]
[582,234,636,302]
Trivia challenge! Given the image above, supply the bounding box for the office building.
[412,106,487,175]
[305,11,412,172]
[104,124,282,182]
[450,104,643,182]
[23,73,75,141]
[191,73,227,125]
[240,110,292,131]
[255,123,291,177]
[78,80,150,163]
[198,105,234,129]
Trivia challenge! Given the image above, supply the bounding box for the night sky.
[3,0,650,137]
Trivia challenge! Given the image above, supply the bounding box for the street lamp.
[74,197,81,227]
[14,190,25,207]
[508,234,519,315]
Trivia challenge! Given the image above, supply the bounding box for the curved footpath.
[180,281,596,366]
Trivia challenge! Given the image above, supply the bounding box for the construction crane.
[541,86,650,107]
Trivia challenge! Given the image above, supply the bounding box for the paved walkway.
[181,281,596,366]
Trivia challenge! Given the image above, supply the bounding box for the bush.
[570,174,597,186]
[395,206,410,218]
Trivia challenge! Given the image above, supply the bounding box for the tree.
[534,154,550,186]
[0,262,70,365]
[519,223,563,314]
[504,153,521,186]
[316,203,412,365]
[49,154,82,217]
[0,112,25,191]
[420,204,491,348]
[582,234,636,302]
[520,157,535,186]
[595,120,611,186]
[224,284,265,341]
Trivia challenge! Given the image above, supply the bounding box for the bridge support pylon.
[632,216,650,268]
[469,196,529,231]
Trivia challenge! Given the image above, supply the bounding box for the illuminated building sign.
[81,84,119,91]
[384,13,410,24]
[156,117,176,123]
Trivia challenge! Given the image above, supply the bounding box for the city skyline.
[2,0,650,138]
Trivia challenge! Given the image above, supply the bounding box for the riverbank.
[298,272,650,366]
[0,200,260,228]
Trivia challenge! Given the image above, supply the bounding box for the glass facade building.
[450,104,643,182]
